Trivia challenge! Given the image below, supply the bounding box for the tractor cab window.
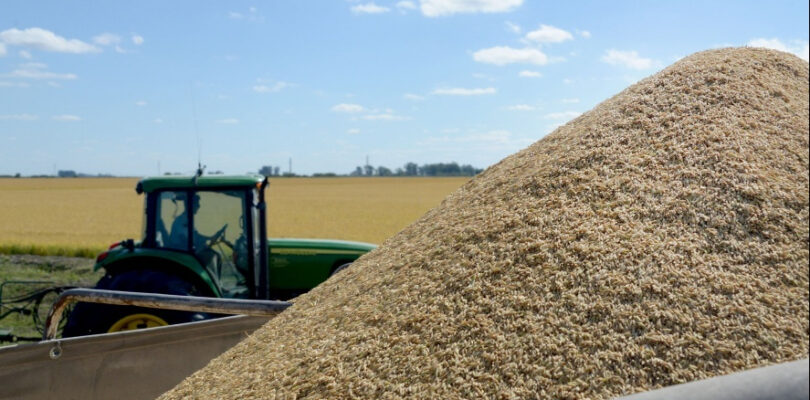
[155,190,250,298]
[156,191,190,251]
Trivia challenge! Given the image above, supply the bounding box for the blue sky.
[1,0,808,176]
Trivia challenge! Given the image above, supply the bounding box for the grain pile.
[162,48,809,399]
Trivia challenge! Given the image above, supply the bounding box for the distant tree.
[14,173,20,178]
[377,166,393,176]
[350,166,363,176]
[58,170,77,178]
[404,162,418,176]
[312,172,337,177]
[364,165,374,176]
[258,166,274,176]
[394,168,404,176]
[460,164,483,175]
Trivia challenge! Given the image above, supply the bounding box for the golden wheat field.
[0,177,469,257]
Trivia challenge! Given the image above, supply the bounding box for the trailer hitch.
[44,288,292,340]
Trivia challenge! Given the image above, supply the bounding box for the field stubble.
[0,177,469,257]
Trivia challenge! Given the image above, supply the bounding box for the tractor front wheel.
[62,269,208,337]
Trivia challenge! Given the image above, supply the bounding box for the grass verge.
[0,243,103,259]
[0,255,103,346]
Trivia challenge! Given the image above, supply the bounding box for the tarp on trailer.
[0,315,270,400]
[614,358,808,400]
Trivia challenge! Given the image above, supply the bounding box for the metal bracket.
[43,288,292,340]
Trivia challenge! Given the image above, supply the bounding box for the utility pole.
[288,158,292,175]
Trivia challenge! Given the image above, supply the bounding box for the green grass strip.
[0,243,103,259]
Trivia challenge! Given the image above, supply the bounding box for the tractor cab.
[136,175,268,299]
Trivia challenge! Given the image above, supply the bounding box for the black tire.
[330,262,352,277]
[62,269,209,338]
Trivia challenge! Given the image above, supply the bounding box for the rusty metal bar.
[44,288,292,340]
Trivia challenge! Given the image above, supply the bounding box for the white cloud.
[601,49,654,70]
[52,114,81,121]
[396,1,417,11]
[351,3,391,14]
[543,111,581,120]
[131,35,144,45]
[228,8,264,22]
[0,81,30,87]
[362,113,408,121]
[561,98,579,104]
[347,128,361,134]
[578,30,591,39]
[505,21,521,34]
[748,38,789,52]
[2,63,77,80]
[432,87,496,96]
[519,70,542,78]
[525,25,573,44]
[420,0,523,17]
[471,72,494,81]
[153,118,163,124]
[473,46,547,65]
[332,103,366,113]
[19,50,32,59]
[504,104,535,111]
[0,28,99,53]
[0,43,5,57]
[419,130,534,155]
[748,38,809,61]
[404,93,425,101]
[135,100,147,106]
[216,118,239,124]
[464,130,513,144]
[93,33,121,46]
[0,113,37,120]
[253,81,291,93]
[436,129,512,144]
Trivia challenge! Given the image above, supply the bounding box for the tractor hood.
[268,238,376,254]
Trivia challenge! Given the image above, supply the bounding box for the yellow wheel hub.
[108,313,169,332]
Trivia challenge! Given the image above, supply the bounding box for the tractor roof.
[136,175,266,194]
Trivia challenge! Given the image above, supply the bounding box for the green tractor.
[62,174,375,337]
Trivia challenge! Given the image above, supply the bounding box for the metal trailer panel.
[0,315,270,400]
[615,358,809,400]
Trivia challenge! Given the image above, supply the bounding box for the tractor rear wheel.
[330,262,352,276]
[62,269,209,338]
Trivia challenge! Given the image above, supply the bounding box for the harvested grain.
[161,48,809,399]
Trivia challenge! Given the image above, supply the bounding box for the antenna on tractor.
[189,82,204,177]
[192,162,206,185]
